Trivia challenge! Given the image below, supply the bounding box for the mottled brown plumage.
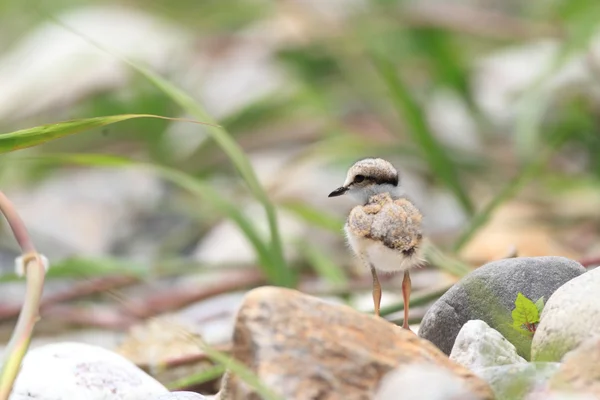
[348,192,423,255]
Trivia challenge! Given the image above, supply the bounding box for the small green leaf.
[535,297,545,315]
[511,292,540,332]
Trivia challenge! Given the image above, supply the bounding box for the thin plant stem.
[0,191,46,400]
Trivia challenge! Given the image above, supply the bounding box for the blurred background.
[1,0,600,394]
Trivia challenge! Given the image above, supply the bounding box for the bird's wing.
[391,198,423,226]
[347,203,379,239]
[369,198,423,251]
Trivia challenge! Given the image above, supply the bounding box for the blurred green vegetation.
[0,0,599,395]
[0,0,598,290]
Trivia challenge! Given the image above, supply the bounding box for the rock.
[375,363,482,400]
[476,362,561,400]
[549,335,600,397]
[153,392,208,400]
[219,286,494,400]
[419,256,585,358]
[450,320,526,370]
[9,342,168,399]
[532,267,600,362]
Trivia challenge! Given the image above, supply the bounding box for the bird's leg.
[370,264,382,317]
[402,270,412,330]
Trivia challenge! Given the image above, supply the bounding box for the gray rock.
[450,320,526,370]
[153,392,208,400]
[476,362,561,400]
[419,257,585,358]
[9,342,168,399]
[375,363,481,400]
[532,267,600,362]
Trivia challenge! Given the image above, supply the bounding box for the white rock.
[532,268,600,362]
[450,320,526,370]
[8,342,168,399]
[375,363,479,400]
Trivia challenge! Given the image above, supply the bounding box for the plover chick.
[329,158,424,330]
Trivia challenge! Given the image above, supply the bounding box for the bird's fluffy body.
[330,157,423,324]
[345,192,424,273]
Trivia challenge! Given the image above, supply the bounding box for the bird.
[328,157,424,330]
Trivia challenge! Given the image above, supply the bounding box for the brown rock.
[549,336,600,397]
[219,286,494,400]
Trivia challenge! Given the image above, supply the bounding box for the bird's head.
[328,158,400,203]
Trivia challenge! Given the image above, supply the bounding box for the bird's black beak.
[328,186,348,197]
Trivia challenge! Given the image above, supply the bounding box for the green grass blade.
[413,29,470,101]
[45,257,146,279]
[51,19,292,287]
[371,52,475,216]
[151,166,284,281]
[170,326,284,400]
[281,202,344,234]
[0,114,209,153]
[196,344,284,400]
[166,364,226,390]
[22,153,293,285]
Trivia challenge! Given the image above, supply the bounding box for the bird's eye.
[354,175,365,183]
